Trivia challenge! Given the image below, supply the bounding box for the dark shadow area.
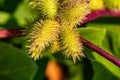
[3,17,20,28]
[90,16,120,24]
[0,0,22,13]
[83,58,94,80]
[34,58,49,80]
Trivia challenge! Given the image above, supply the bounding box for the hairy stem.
[0,28,120,67]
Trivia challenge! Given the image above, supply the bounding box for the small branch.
[81,9,120,24]
[0,28,26,39]
[80,37,120,67]
[0,28,120,67]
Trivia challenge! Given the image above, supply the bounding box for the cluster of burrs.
[27,0,90,62]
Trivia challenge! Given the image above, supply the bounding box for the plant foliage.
[0,0,120,80]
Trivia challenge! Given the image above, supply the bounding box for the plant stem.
[80,37,120,67]
[0,28,26,39]
[81,9,120,24]
[0,28,120,67]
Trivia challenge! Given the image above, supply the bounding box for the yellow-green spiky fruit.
[29,0,39,8]
[29,0,58,18]
[90,0,104,10]
[28,19,60,60]
[60,26,84,63]
[50,39,60,52]
[58,0,90,27]
[104,0,120,10]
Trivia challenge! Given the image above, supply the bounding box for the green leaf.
[0,42,37,80]
[78,27,106,61]
[82,17,120,80]
[0,0,4,8]
[14,0,34,26]
[92,62,119,80]
[0,12,10,25]
[78,27,106,44]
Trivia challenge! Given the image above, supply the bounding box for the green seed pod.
[29,0,58,18]
[104,0,120,10]
[28,19,60,60]
[58,0,90,27]
[60,26,84,63]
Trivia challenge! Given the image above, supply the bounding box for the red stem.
[81,9,120,24]
[0,28,25,39]
[80,37,120,67]
[0,28,120,67]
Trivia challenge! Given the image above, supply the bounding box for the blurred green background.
[0,0,120,80]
